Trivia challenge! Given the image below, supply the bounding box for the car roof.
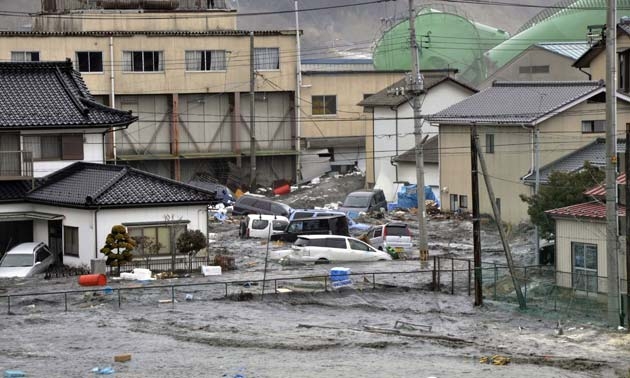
[246,214,288,221]
[6,242,44,254]
[347,191,375,197]
[298,235,349,240]
[290,214,345,222]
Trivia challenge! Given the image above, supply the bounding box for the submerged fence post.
[171,285,175,307]
[524,266,528,304]
[7,295,10,314]
[451,258,455,295]
[372,273,376,290]
[64,292,68,312]
[118,289,121,309]
[467,260,471,296]
[494,263,498,300]
[432,256,437,291]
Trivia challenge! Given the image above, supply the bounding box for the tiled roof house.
[0,61,215,268]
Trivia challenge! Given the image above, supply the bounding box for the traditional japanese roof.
[426,81,623,126]
[0,60,137,129]
[394,135,439,164]
[358,71,476,107]
[583,173,627,198]
[0,180,36,203]
[26,162,216,208]
[546,201,625,220]
[522,138,628,185]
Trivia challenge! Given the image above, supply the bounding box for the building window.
[572,242,598,292]
[128,224,186,256]
[185,50,227,71]
[11,51,39,62]
[459,195,468,209]
[254,48,279,70]
[362,94,373,113]
[450,194,459,211]
[122,51,164,72]
[581,120,606,133]
[76,51,103,73]
[485,134,495,153]
[620,49,630,93]
[518,65,550,74]
[312,95,337,115]
[23,134,83,161]
[64,226,79,257]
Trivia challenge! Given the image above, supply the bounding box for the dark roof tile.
[27,162,216,208]
[0,61,137,129]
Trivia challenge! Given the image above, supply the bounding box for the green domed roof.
[373,8,509,84]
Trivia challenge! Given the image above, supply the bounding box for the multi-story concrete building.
[0,0,298,187]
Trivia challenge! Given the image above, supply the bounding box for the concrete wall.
[479,48,589,90]
[33,12,238,33]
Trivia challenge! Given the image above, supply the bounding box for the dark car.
[338,189,388,219]
[232,195,293,217]
[269,214,349,243]
[187,177,235,206]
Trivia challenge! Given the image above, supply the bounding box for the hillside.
[3,0,551,57]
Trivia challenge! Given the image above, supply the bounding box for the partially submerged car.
[289,209,370,234]
[270,214,349,243]
[271,235,392,264]
[232,194,293,217]
[366,222,414,255]
[239,214,289,239]
[337,189,387,219]
[0,242,56,278]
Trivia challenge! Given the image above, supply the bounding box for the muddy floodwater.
[2,173,630,377]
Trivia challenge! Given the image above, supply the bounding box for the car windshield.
[386,225,409,236]
[1,253,33,267]
[343,195,370,207]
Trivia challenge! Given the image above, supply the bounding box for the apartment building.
[0,0,298,187]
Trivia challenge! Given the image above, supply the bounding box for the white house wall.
[372,81,473,201]
[20,129,105,177]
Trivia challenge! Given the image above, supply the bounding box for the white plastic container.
[201,265,222,276]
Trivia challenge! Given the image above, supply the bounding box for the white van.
[239,214,289,239]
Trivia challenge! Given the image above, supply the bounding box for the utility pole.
[408,0,428,261]
[475,134,526,309]
[625,126,630,327]
[294,0,303,184]
[471,124,482,306]
[534,126,541,263]
[605,0,620,326]
[249,31,257,188]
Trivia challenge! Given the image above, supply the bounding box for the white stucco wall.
[0,203,208,267]
[372,81,474,202]
[21,130,106,177]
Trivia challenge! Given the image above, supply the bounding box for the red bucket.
[78,274,107,286]
[273,184,290,195]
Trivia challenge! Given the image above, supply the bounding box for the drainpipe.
[394,107,399,182]
[94,206,101,259]
[110,35,117,164]
[534,125,541,263]
[579,67,592,80]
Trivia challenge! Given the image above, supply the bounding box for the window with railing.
[22,134,83,161]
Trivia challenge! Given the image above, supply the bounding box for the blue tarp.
[396,185,439,209]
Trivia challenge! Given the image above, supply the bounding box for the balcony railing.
[0,151,33,180]
[41,0,230,13]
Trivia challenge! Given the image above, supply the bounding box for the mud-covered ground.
[1,173,629,377]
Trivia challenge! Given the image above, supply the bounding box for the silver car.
[0,242,56,278]
[367,222,413,255]
[271,235,392,264]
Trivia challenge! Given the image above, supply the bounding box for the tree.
[100,225,136,275]
[135,236,163,266]
[176,229,208,272]
[520,162,604,239]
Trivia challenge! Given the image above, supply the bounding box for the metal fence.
[2,256,628,325]
[106,255,212,275]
